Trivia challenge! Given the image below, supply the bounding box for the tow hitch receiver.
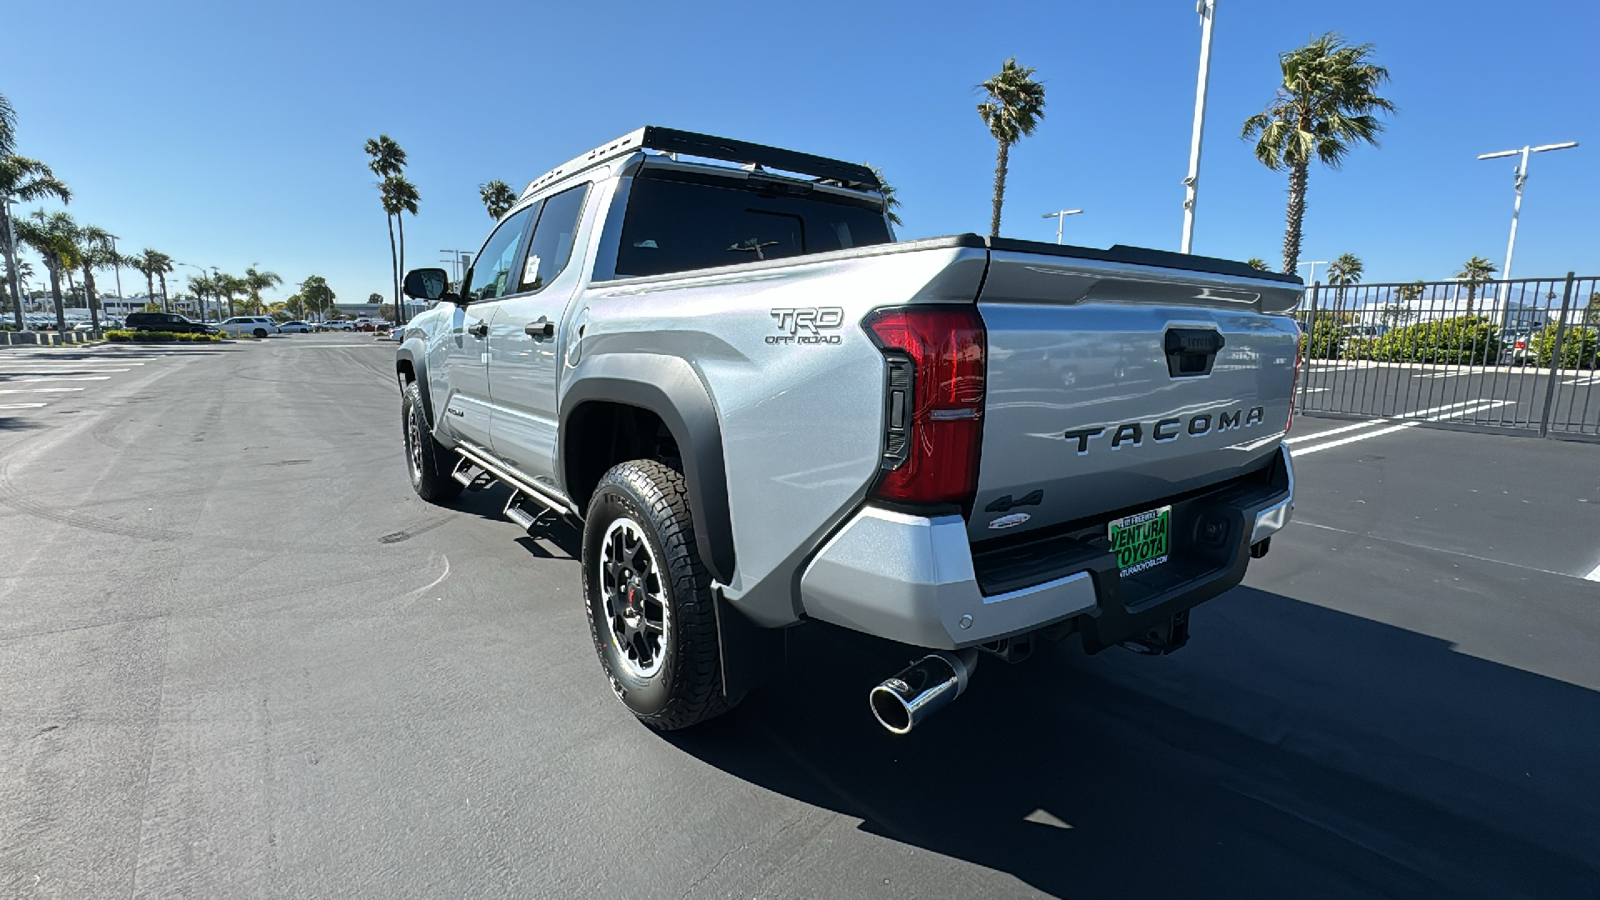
[1119,610,1191,655]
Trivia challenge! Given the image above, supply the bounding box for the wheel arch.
[561,354,734,585]
[395,339,434,425]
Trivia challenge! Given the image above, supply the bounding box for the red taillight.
[864,307,987,507]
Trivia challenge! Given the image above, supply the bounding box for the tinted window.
[614,170,892,278]
[463,205,536,303]
[518,185,589,293]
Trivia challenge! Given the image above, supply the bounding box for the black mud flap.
[713,588,785,698]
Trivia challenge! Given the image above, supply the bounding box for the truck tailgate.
[970,244,1302,544]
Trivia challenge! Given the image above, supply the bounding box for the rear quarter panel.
[572,242,987,626]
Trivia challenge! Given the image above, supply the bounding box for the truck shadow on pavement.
[452,485,581,559]
[666,587,1600,899]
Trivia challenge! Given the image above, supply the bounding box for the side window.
[463,205,536,303]
[518,185,589,293]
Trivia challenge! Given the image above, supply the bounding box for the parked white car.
[218,316,280,337]
[277,320,313,334]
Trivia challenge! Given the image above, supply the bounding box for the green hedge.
[1370,316,1501,364]
[1529,323,1600,369]
[105,330,222,343]
[1298,317,1345,360]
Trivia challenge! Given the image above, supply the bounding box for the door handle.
[468,321,489,338]
[525,317,555,338]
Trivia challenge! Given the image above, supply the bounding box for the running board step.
[503,492,550,533]
[450,457,495,491]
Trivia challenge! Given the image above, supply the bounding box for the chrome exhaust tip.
[868,649,978,735]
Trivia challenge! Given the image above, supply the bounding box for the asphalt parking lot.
[2,334,1597,898]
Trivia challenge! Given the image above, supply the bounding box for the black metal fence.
[1295,273,1600,440]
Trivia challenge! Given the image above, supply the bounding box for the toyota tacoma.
[395,126,1300,734]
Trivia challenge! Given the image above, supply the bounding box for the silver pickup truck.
[395,127,1301,734]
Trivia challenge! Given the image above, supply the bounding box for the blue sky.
[3,0,1596,304]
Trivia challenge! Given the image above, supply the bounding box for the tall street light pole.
[1297,259,1329,290]
[1180,0,1216,254]
[1041,210,1083,244]
[107,233,124,301]
[1477,141,1578,324]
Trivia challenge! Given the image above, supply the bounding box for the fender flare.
[560,354,734,585]
[395,338,434,425]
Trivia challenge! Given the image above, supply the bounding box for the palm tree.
[1,155,71,328]
[213,272,244,319]
[75,224,121,336]
[187,273,214,322]
[0,92,15,156]
[1242,33,1395,274]
[244,265,283,314]
[1246,257,1268,270]
[1325,253,1364,311]
[128,249,164,311]
[479,179,516,220]
[365,134,407,315]
[14,210,81,334]
[382,175,420,325]
[976,58,1047,239]
[1456,255,1497,315]
[149,250,174,313]
[866,164,902,228]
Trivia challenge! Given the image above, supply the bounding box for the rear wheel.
[253,327,268,338]
[401,381,462,504]
[583,460,738,731]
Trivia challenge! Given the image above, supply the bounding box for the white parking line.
[1,368,130,375]
[0,387,86,394]
[1284,419,1388,444]
[1413,371,1468,379]
[1586,562,1600,583]
[1563,374,1600,386]
[0,403,48,409]
[1398,398,1497,419]
[0,360,144,366]
[1293,401,1512,456]
[14,375,112,382]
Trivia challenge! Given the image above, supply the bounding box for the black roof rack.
[523,126,881,197]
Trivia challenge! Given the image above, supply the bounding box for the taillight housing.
[864,307,987,509]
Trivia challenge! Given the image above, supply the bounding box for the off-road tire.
[401,381,462,504]
[583,459,739,731]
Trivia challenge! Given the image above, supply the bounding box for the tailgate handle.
[1164,328,1224,377]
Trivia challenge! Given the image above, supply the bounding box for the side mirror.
[403,267,450,301]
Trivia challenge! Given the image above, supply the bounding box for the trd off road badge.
[768,307,843,345]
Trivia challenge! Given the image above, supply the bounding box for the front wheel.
[583,460,739,731]
[401,381,462,504]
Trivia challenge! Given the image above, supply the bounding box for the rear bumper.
[799,446,1294,651]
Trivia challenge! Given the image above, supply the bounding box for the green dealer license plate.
[1109,506,1170,577]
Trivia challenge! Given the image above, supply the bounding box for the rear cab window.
[614,167,892,279]
[518,184,590,293]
